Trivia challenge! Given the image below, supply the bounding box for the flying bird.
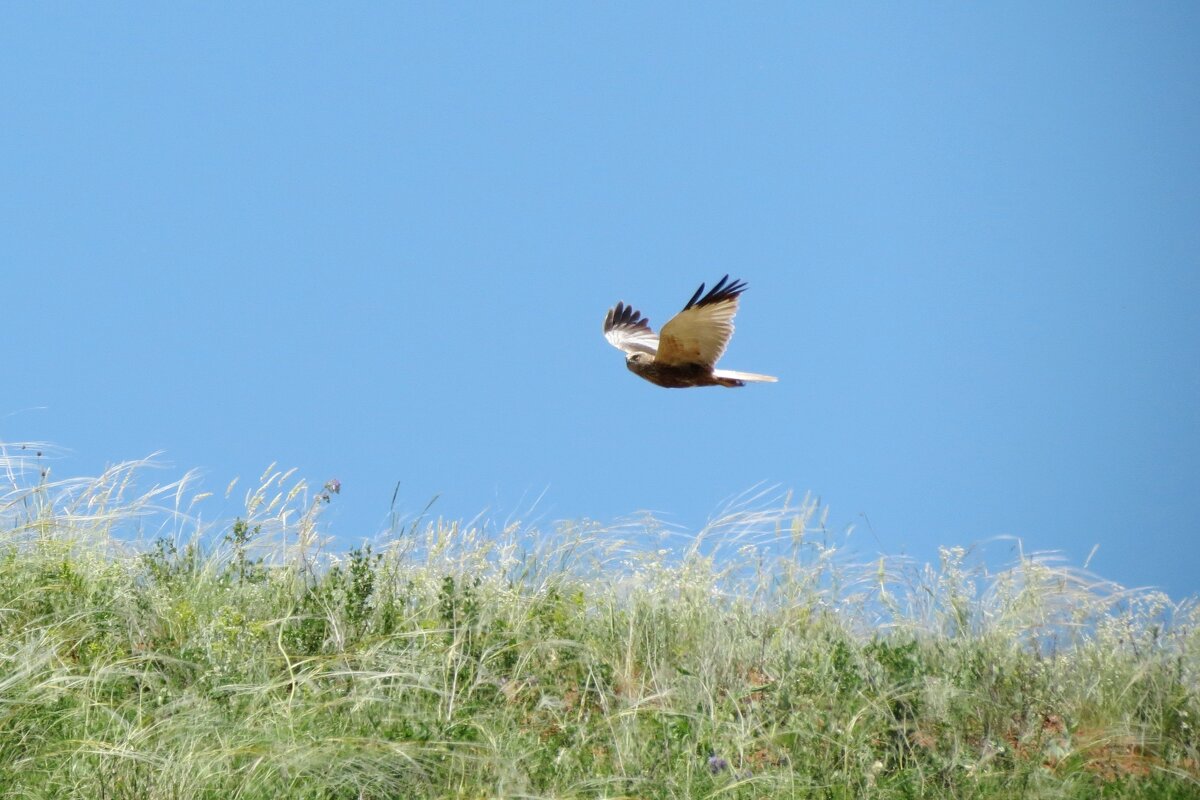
[603,276,778,388]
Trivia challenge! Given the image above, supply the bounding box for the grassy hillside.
[1,448,1196,798]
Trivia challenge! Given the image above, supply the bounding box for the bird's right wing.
[603,302,659,356]
[656,275,745,368]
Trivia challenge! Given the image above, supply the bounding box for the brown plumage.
[602,276,778,388]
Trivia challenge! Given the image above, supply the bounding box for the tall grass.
[1,443,1196,798]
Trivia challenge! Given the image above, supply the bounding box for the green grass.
[1,445,1196,799]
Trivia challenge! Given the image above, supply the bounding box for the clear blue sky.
[4,4,1198,599]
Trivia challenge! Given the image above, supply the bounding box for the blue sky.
[4,4,1198,599]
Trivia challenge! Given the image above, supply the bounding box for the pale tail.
[712,368,778,383]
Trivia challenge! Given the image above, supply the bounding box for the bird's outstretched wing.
[603,301,659,356]
[655,275,746,367]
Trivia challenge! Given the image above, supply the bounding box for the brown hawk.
[603,275,778,388]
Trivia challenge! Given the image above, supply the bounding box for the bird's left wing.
[603,301,659,356]
[656,275,746,367]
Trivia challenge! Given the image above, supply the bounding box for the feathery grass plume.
[0,441,1196,798]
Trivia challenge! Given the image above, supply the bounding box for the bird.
[602,275,778,388]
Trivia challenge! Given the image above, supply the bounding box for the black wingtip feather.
[605,301,651,333]
[682,275,747,310]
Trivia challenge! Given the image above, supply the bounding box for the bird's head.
[626,352,653,366]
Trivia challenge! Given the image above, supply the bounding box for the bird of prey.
[602,276,778,388]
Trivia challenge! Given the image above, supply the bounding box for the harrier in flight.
[603,276,778,388]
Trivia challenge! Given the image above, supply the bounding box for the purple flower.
[708,755,729,774]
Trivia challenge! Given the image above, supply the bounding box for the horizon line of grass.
[1,443,1196,798]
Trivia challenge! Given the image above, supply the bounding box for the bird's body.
[624,353,742,388]
[602,276,777,389]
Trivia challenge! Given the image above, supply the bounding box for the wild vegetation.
[1,444,1196,798]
